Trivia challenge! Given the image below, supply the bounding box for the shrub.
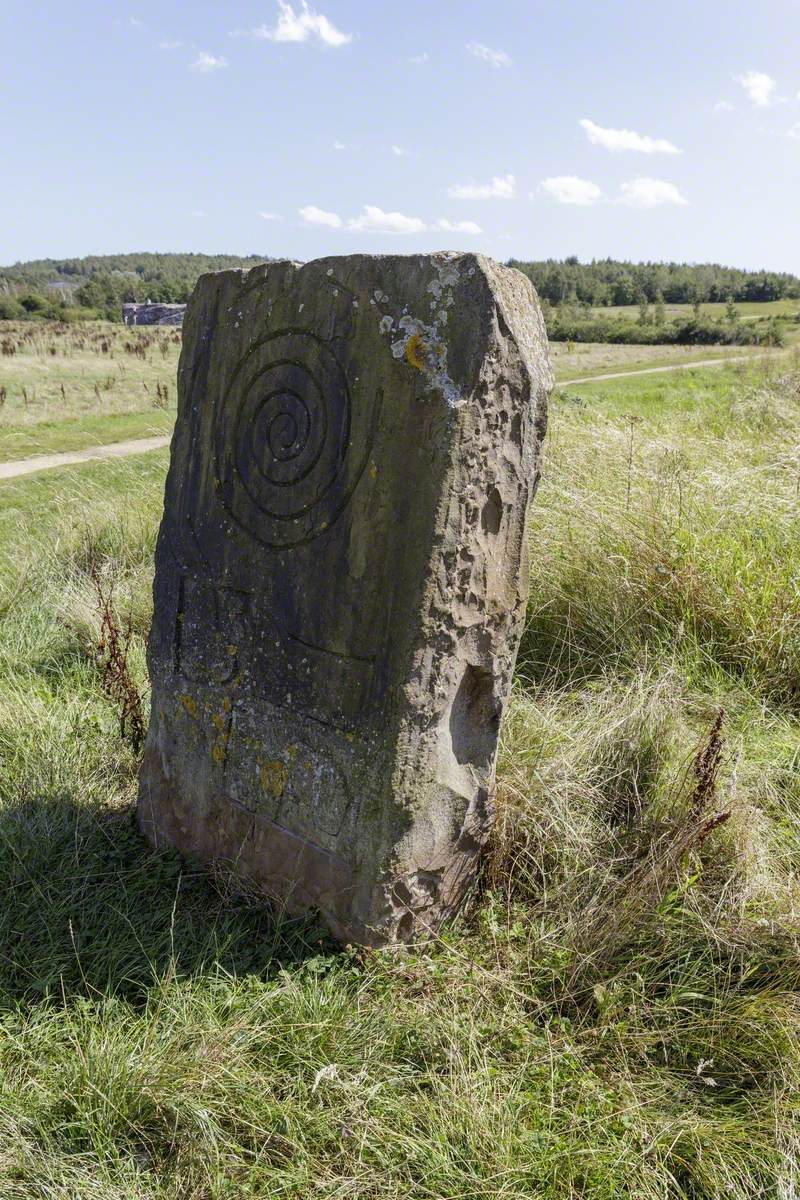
[547,313,761,346]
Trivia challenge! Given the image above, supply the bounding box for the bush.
[19,291,49,314]
[547,313,761,346]
[0,296,24,320]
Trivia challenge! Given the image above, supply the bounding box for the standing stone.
[138,253,551,945]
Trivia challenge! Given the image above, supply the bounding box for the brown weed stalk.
[89,564,146,753]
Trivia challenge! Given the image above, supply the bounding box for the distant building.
[122,302,186,327]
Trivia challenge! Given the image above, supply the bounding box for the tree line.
[510,257,800,307]
[0,253,272,321]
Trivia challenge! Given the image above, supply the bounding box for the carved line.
[229,348,346,521]
[215,331,380,550]
[233,359,338,513]
[286,628,375,666]
[221,385,382,551]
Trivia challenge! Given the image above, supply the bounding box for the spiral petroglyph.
[215,329,371,549]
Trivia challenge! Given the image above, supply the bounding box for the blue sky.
[2,0,799,270]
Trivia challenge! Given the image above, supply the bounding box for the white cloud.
[258,211,282,220]
[788,123,800,140]
[437,218,482,235]
[333,139,347,150]
[158,39,181,50]
[348,205,427,234]
[579,118,681,154]
[735,70,776,107]
[714,99,734,112]
[619,177,688,208]
[128,16,143,28]
[391,144,405,156]
[466,42,511,68]
[254,1,352,47]
[190,209,204,218]
[448,173,516,200]
[540,176,602,206]
[409,52,428,64]
[191,52,227,72]
[299,204,342,228]
[296,206,481,237]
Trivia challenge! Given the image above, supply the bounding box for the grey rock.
[138,252,551,945]
[122,303,186,326]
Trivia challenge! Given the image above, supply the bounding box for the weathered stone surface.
[138,252,551,945]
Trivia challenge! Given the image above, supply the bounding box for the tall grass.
[0,360,798,1196]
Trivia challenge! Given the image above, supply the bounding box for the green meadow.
[0,322,179,460]
[0,326,799,1196]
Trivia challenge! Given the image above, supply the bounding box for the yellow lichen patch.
[222,696,232,713]
[368,461,378,479]
[260,759,288,797]
[211,712,227,732]
[211,742,227,765]
[227,644,238,656]
[179,694,198,718]
[405,333,426,370]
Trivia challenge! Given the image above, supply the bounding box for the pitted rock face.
[138,252,552,946]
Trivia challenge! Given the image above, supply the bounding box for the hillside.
[0,253,274,320]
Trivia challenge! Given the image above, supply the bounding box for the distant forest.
[511,257,800,306]
[0,253,272,320]
[1,251,799,326]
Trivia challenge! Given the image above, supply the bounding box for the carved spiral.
[216,330,362,549]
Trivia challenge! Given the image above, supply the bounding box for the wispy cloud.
[619,177,688,208]
[437,218,482,235]
[333,139,347,150]
[448,173,515,200]
[191,51,227,72]
[258,211,282,220]
[580,118,681,154]
[348,206,427,234]
[466,42,511,68]
[713,100,734,112]
[128,16,143,28]
[391,145,405,157]
[254,1,352,47]
[735,70,776,107]
[409,52,428,65]
[540,176,602,206]
[788,123,800,141]
[299,204,342,228]
[298,205,482,235]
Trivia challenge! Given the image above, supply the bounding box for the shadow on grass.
[0,791,332,1008]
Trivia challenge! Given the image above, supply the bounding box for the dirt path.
[555,353,771,387]
[0,435,170,481]
[0,349,783,479]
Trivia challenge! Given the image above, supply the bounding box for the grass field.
[550,339,777,381]
[593,298,800,321]
[0,333,799,1196]
[0,322,179,459]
